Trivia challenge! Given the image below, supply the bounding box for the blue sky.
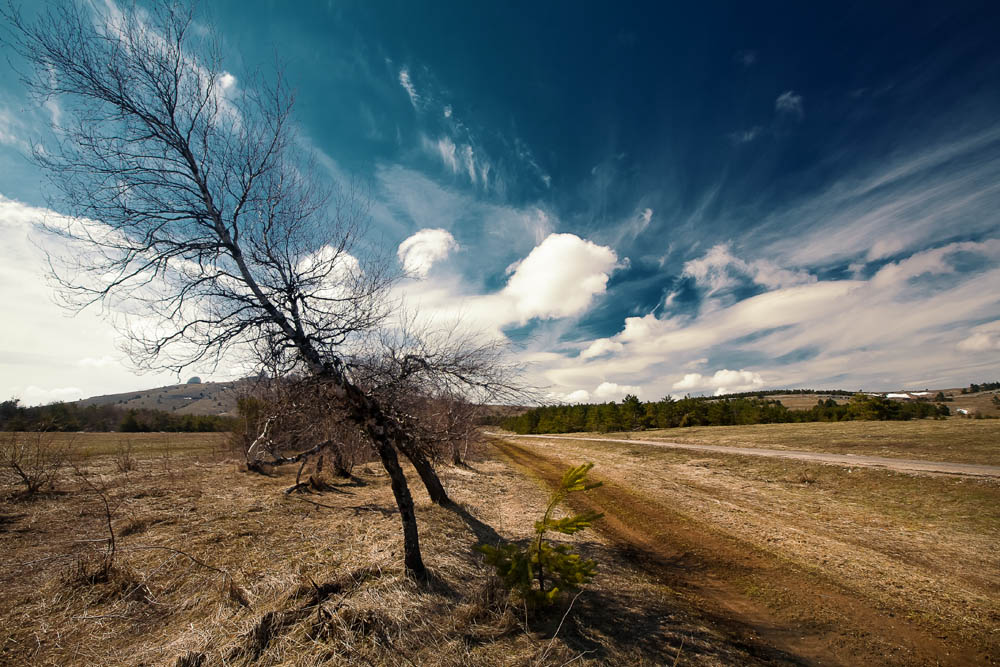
[2,0,1000,404]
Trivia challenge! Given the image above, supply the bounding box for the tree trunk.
[330,373,428,578]
[395,438,450,505]
[369,435,426,578]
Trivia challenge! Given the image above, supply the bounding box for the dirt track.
[487,432,1000,477]
[492,437,998,666]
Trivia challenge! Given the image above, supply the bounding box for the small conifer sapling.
[477,463,603,606]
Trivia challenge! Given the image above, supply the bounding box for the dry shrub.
[114,440,137,474]
[59,555,152,605]
[0,431,68,498]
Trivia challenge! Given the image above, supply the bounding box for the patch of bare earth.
[493,434,999,666]
[2,433,778,666]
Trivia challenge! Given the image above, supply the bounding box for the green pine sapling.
[477,462,603,606]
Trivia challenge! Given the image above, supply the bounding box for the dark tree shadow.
[442,501,502,544]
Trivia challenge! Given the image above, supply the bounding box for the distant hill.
[76,380,244,416]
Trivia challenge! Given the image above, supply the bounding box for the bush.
[478,463,602,607]
[0,431,68,497]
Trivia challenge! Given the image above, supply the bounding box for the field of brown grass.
[1,432,767,666]
[2,423,997,665]
[579,418,1000,465]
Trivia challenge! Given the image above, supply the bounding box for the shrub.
[0,431,68,497]
[477,463,603,607]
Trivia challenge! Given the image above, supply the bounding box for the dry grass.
[499,428,999,664]
[582,418,1000,465]
[0,433,766,666]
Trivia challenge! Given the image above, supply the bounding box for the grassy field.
[2,424,997,665]
[574,418,1000,465]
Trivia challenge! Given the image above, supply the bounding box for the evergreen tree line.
[0,399,235,433]
[961,381,1000,394]
[503,393,950,435]
[711,388,854,399]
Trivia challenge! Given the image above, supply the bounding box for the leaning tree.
[2,0,523,578]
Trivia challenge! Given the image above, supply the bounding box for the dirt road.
[487,432,1000,477]
[491,436,998,666]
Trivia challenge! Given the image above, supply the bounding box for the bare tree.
[2,0,525,578]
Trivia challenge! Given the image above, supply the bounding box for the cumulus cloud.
[580,338,624,359]
[397,228,459,277]
[559,389,591,403]
[399,67,419,107]
[502,233,621,323]
[673,369,764,395]
[594,381,642,400]
[775,90,803,118]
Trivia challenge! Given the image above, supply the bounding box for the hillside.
[76,380,243,416]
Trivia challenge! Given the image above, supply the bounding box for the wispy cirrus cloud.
[755,125,1000,267]
[775,90,804,118]
[398,67,419,108]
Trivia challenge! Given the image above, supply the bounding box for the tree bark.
[329,373,428,579]
[395,439,450,505]
[368,435,425,578]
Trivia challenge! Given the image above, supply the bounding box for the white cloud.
[0,107,29,150]
[871,239,1000,287]
[593,381,642,400]
[434,136,459,173]
[957,332,1000,352]
[546,236,1000,400]
[218,71,237,91]
[399,67,419,108]
[76,356,116,368]
[443,105,452,118]
[580,338,624,359]
[756,126,1000,267]
[421,136,492,188]
[502,233,621,323]
[775,90,804,118]
[957,321,1000,352]
[680,243,815,296]
[462,144,476,183]
[397,228,458,277]
[560,389,591,403]
[672,373,703,390]
[17,385,84,406]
